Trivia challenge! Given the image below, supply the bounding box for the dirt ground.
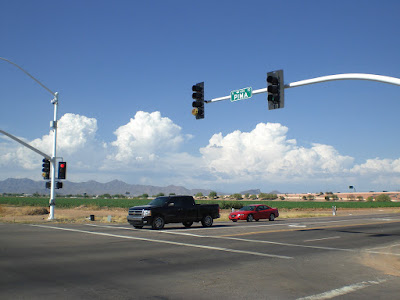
[1,205,399,224]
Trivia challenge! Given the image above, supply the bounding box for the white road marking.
[296,279,387,300]
[86,224,208,238]
[30,224,293,259]
[366,243,400,251]
[219,236,400,256]
[304,236,341,242]
[182,216,400,231]
[84,224,400,256]
[289,224,307,228]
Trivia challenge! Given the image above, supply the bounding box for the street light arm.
[0,57,56,97]
[285,73,400,89]
[0,129,51,159]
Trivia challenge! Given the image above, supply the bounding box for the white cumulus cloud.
[108,111,186,162]
[200,123,354,183]
[0,113,100,170]
[351,158,400,175]
[2,111,400,192]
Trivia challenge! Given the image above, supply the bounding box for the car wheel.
[133,225,143,229]
[247,214,254,222]
[183,221,193,228]
[201,215,213,227]
[152,216,165,230]
[269,214,275,221]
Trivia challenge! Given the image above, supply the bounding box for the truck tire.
[152,216,165,230]
[201,215,213,227]
[182,221,193,228]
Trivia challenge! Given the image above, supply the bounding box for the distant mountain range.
[0,178,217,197]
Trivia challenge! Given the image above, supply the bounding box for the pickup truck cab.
[127,195,220,230]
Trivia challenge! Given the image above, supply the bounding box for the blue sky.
[0,0,399,194]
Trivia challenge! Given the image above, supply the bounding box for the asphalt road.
[1,213,400,299]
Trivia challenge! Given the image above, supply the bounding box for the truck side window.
[172,198,183,207]
[184,196,195,207]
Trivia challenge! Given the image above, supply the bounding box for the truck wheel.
[182,221,193,228]
[201,215,213,227]
[152,216,165,230]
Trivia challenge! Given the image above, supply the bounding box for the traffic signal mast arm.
[205,87,269,103]
[285,73,400,89]
[0,129,51,160]
[205,73,400,104]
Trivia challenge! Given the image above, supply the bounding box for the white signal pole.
[0,57,59,220]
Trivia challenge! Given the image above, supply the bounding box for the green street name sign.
[230,87,252,102]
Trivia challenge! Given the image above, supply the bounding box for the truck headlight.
[142,210,151,217]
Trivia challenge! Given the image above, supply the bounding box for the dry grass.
[1,205,399,224]
[0,205,128,224]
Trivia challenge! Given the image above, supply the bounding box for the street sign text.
[230,87,252,102]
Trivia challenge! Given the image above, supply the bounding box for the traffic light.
[42,158,50,180]
[267,70,284,110]
[45,181,63,189]
[58,161,67,180]
[192,82,204,119]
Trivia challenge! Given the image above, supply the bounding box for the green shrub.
[259,193,278,200]
[232,193,243,200]
[375,194,391,202]
[209,191,217,198]
[219,201,243,209]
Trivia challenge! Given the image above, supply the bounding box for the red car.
[229,204,279,222]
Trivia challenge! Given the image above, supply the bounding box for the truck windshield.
[148,197,169,206]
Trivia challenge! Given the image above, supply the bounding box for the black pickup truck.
[127,195,220,230]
